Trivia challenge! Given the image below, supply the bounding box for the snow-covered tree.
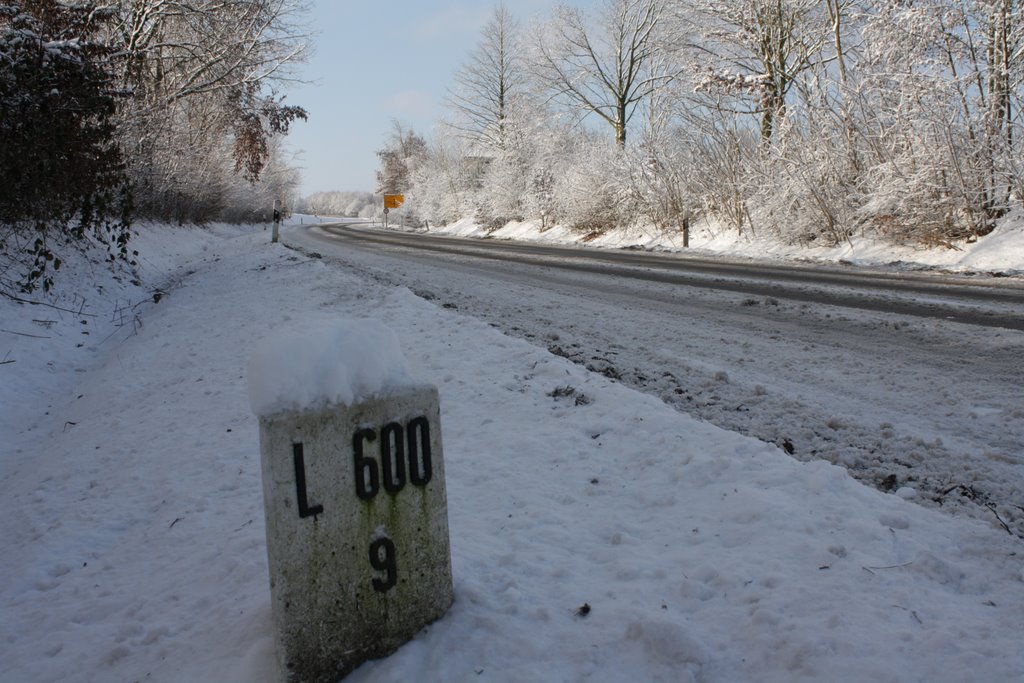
[839,0,1024,242]
[376,122,428,196]
[550,133,638,232]
[219,141,303,223]
[107,0,310,221]
[296,192,378,217]
[404,0,1024,249]
[408,134,477,227]
[671,0,832,143]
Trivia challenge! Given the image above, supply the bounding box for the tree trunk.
[616,101,627,146]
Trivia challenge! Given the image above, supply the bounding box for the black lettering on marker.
[292,442,323,519]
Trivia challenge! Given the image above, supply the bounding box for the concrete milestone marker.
[257,377,453,681]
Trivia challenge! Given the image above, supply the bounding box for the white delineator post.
[272,198,281,243]
[249,321,453,683]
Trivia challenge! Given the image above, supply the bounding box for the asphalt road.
[308,222,1024,332]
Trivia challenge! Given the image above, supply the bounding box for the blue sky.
[283,1,561,196]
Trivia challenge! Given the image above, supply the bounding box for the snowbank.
[421,212,1024,275]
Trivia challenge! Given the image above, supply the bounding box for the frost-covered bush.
[407,138,477,227]
[551,138,635,235]
[846,1,1022,244]
[628,129,702,236]
[848,92,1008,246]
[747,118,863,247]
[683,123,759,235]
[474,152,532,230]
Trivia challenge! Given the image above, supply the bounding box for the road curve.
[309,222,1024,332]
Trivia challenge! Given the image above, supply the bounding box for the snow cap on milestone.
[247,318,414,417]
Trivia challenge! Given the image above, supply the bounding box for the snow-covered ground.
[2,220,1023,682]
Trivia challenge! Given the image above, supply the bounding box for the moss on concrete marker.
[258,385,453,682]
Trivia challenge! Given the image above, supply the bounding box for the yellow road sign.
[384,194,405,209]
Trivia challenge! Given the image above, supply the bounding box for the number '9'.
[369,537,397,592]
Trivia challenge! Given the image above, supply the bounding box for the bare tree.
[533,0,678,146]
[445,3,525,152]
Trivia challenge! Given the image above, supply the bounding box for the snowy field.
[2,220,1023,682]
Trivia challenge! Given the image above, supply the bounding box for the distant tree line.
[0,0,308,293]
[378,0,1024,250]
[294,192,379,219]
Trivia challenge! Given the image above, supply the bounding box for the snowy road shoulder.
[1,224,1022,682]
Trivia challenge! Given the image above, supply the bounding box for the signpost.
[258,383,453,682]
[383,194,404,230]
[272,199,282,243]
